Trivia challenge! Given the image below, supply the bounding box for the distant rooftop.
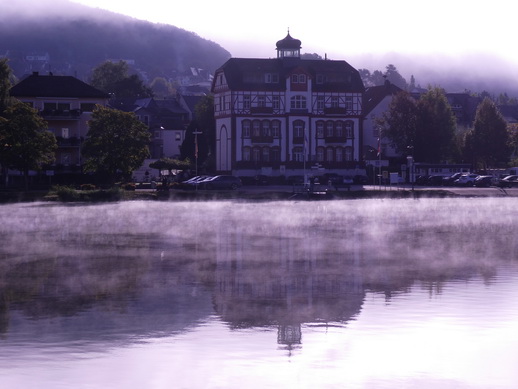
[10,72,110,99]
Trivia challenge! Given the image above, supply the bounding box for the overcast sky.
[68,0,516,66]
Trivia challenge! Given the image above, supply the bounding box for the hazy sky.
[68,0,516,67]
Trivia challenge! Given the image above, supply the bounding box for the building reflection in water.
[210,219,365,353]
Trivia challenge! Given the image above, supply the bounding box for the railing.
[41,109,82,119]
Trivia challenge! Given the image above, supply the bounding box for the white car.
[454,174,479,186]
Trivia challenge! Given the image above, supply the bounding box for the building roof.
[215,57,364,93]
[363,81,404,114]
[179,94,204,113]
[276,32,302,50]
[10,72,110,99]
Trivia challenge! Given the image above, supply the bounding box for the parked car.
[442,172,464,186]
[198,175,242,190]
[497,175,518,188]
[454,174,479,186]
[427,175,444,186]
[473,175,494,187]
[353,175,369,185]
[253,175,270,185]
[326,175,353,190]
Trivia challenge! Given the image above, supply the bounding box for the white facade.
[212,35,365,178]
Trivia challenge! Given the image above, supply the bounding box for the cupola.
[276,30,301,59]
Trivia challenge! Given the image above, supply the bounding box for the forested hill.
[0,0,231,82]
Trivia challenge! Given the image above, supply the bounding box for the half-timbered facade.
[211,33,365,178]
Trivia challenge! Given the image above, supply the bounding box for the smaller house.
[9,72,110,179]
[110,97,190,159]
[362,80,403,163]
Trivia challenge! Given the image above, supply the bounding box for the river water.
[1,198,517,388]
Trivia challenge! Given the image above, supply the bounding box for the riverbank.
[3,184,511,204]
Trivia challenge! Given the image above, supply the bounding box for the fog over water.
[1,199,518,388]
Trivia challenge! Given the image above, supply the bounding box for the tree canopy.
[0,101,57,188]
[89,60,153,98]
[467,97,510,169]
[0,58,15,115]
[81,106,150,183]
[380,88,457,163]
[359,64,408,89]
[180,95,214,170]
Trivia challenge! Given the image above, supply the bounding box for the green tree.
[82,106,151,184]
[150,77,176,98]
[415,87,457,163]
[385,64,408,90]
[469,97,510,169]
[379,90,419,156]
[180,95,214,170]
[0,58,16,114]
[0,101,57,189]
[90,61,153,98]
[381,88,456,163]
[90,60,129,93]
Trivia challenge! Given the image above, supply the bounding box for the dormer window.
[291,74,306,83]
[265,73,279,83]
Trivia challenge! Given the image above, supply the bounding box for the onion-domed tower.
[276,30,301,59]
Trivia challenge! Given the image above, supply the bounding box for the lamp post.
[407,145,415,191]
[193,130,202,179]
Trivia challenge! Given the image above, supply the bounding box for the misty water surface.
[0,198,517,388]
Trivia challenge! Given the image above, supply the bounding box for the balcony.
[251,106,273,114]
[251,135,274,144]
[56,136,82,147]
[324,107,347,115]
[324,136,348,143]
[41,109,82,120]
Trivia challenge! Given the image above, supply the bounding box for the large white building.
[211,33,365,179]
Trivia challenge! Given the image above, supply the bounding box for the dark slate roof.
[214,57,364,93]
[155,99,189,115]
[180,95,204,113]
[10,73,110,99]
[363,81,404,114]
[276,32,302,50]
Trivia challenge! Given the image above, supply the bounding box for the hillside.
[0,0,231,83]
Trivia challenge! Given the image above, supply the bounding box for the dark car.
[497,175,518,188]
[353,175,369,184]
[474,175,494,187]
[199,175,242,190]
[427,175,444,186]
[442,172,464,186]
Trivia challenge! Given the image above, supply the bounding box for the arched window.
[293,147,304,162]
[262,120,271,137]
[252,147,261,162]
[272,120,281,138]
[243,147,251,161]
[335,121,343,137]
[262,147,270,162]
[345,121,354,138]
[271,147,280,162]
[316,147,325,162]
[345,146,353,161]
[326,147,334,162]
[242,120,251,138]
[316,121,324,138]
[252,120,261,137]
[326,121,334,137]
[293,120,304,138]
[290,95,307,109]
[336,147,343,162]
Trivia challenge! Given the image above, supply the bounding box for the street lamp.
[407,145,415,191]
[193,130,202,179]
